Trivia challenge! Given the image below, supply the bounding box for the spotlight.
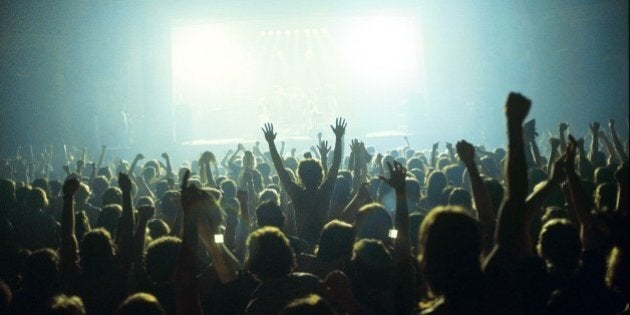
[293,29,299,35]
[284,30,291,35]
[275,30,281,35]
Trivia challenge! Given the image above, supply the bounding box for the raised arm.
[609,119,628,162]
[430,142,439,169]
[380,162,411,262]
[598,131,619,164]
[262,123,299,195]
[559,122,568,152]
[488,92,532,263]
[175,170,202,315]
[325,117,347,182]
[116,172,135,270]
[60,177,80,285]
[457,140,496,254]
[564,136,595,238]
[128,153,144,177]
[133,205,155,275]
[317,140,331,177]
[161,152,174,181]
[588,121,600,162]
[547,137,560,174]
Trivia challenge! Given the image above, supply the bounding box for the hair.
[0,179,16,206]
[331,176,351,202]
[26,187,49,210]
[221,179,237,200]
[145,236,181,284]
[537,219,581,271]
[355,203,393,243]
[256,200,285,229]
[101,187,122,207]
[48,294,86,315]
[316,220,354,263]
[257,162,271,178]
[96,204,122,235]
[245,227,296,281]
[115,293,166,315]
[594,183,617,211]
[74,182,91,204]
[483,177,504,216]
[406,157,423,171]
[426,171,447,206]
[444,164,464,187]
[22,248,59,291]
[279,294,335,315]
[448,188,473,211]
[80,228,115,275]
[147,219,170,239]
[405,177,421,204]
[297,159,324,189]
[259,188,280,205]
[159,190,180,217]
[594,166,614,185]
[136,196,155,209]
[419,207,482,298]
[350,239,394,290]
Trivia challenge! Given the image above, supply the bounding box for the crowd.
[0,92,627,314]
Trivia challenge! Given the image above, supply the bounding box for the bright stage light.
[338,16,420,87]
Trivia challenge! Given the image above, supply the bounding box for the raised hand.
[201,151,216,164]
[505,92,531,123]
[456,140,475,164]
[379,161,407,193]
[317,132,323,142]
[350,139,361,153]
[63,177,80,197]
[119,172,132,193]
[161,152,169,160]
[317,140,331,158]
[445,142,453,151]
[237,143,246,151]
[565,135,578,174]
[559,122,569,134]
[549,154,567,184]
[589,121,600,134]
[261,123,277,143]
[135,153,145,161]
[330,117,347,139]
[608,119,615,130]
[432,142,439,150]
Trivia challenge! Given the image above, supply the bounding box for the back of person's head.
[331,176,351,201]
[74,182,91,204]
[147,219,170,239]
[354,203,392,243]
[285,156,299,172]
[136,196,155,209]
[595,183,617,211]
[436,157,451,171]
[115,293,166,315]
[159,190,180,218]
[419,207,482,298]
[537,219,580,272]
[448,188,472,211]
[409,168,425,188]
[155,181,169,202]
[48,294,86,315]
[243,151,256,170]
[350,239,394,290]
[406,157,423,172]
[96,204,122,235]
[31,178,49,195]
[444,164,464,187]
[257,162,271,177]
[280,294,335,315]
[91,176,109,193]
[97,167,112,181]
[15,186,30,207]
[26,187,49,211]
[221,179,237,200]
[206,187,223,203]
[405,177,421,204]
[316,220,354,263]
[22,248,59,292]
[259,188,280,205]
[256,200,285,229]
[245,227,296,281]
[298,159,324,189]
[541,206,569,224]
[591,151,607,169]
[145,236,181,284]
[101,187,122,207]
[426,171,447,200]
[0,179,16,206]
[80,228,115,274]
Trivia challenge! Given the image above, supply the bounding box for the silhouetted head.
[419,207,481,298]
[101,187,122,207]
[537,219,580,272]
[96,204,122,235]
[257,162,271,178]
[115,293,165,315]
[48,294,85,315]
[448,188,472,211]
[298,159,324,189]
[483,177,504,215]
[245,227,296,282]
[594,183,617,211]
[280,294,334,315]
[594,166,614,185]
[22,248,59,292]
[316,220,354,263]
[26,187,49,211]
[144,236,181,284]
[406,157,423,171]
[258,188,280,205]
[444,164,464,187]
[426,171,447,201]
[0,179,16,208]
[256,201,285,229]
[74,182,91,204]
[221,179,237,200]
[355,203,392,243]
[405,177,421,204]
[31,178,49,196]
[243,151,256,170]
[331,176,351,202]
[350,239,394,290]
[147,219,170,239]
[80,228,115,275]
